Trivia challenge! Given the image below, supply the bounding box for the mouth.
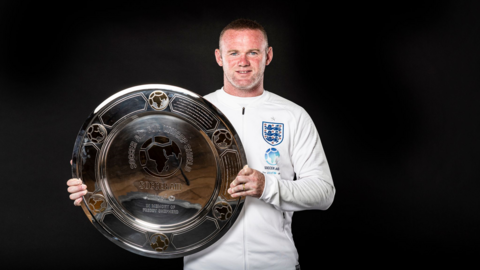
[236,70,251,74]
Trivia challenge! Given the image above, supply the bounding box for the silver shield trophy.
[71,84,247,258]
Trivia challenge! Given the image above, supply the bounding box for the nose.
[238,53,250,66]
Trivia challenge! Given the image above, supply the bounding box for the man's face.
[215,29,273,92]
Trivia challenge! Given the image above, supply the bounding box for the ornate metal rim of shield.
[71,84,246,258]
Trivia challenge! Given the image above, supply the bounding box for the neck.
[223,81,264,97]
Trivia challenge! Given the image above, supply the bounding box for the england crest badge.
[263,121,284,146]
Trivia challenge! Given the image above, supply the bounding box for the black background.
[1,0,479,268]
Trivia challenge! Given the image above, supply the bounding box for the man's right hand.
[67,160,87,206]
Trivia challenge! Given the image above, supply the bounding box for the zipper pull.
[242,107,245,115]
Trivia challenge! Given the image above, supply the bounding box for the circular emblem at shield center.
[139,135,182,178]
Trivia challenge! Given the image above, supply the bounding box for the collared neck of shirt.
[218,87,269,108]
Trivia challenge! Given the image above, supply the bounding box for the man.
[67,19,335,269]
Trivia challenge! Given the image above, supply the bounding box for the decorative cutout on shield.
[87,124,107,143]
[87,194,107,214]
[212,129,233,149]
[150,234,170,252]
[213,202,233,221]
[148,90,169,111]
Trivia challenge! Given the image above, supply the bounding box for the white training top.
[184,89,335,270]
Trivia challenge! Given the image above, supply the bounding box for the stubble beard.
[224,64,265,92]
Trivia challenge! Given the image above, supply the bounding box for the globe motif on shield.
[148,90,169,111]
[213,202,233,221]
[212,129,233,149]
[139,136,182,178]
[86,124,107,143]
[150,233,170,252]
[265,148,280,165]
[87,194,107,214]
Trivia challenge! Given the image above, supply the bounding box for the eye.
[249,51,258,55]
[230,52,238,56]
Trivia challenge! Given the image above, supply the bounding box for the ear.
[215,49,223,66]
[266,47,273,66]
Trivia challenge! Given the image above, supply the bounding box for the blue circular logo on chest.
[265,148,280,165]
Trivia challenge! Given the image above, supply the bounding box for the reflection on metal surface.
[72,84,246,258]
[220,150,242,201]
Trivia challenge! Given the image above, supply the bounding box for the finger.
[230,176,248,187]
[68,184,87,193]
[67,178,83,186]
[231,187,262,198]
[69,190,87,201]
[230,181,264,198]
[230,191,245,198]
[228,182,248,194]
[230,189,253,198]
[70,159,72,165]
[74,198,83,206]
